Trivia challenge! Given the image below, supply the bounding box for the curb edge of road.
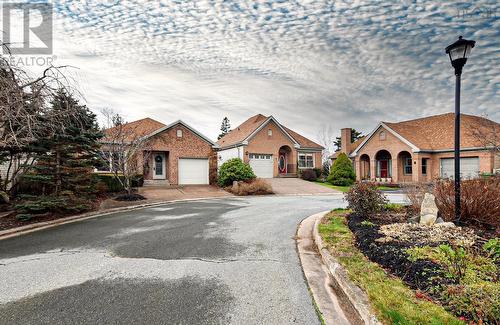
[0,196,233,241]
[311,211,381,325]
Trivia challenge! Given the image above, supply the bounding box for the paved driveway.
[266,178,342,195]
[0,195,406,324]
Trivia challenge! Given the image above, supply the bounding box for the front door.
[278,154,287,174]
[380,160,388,178]
[153,153,166,180]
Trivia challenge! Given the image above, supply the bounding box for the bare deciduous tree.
[100,108,153,194]
[0,43,77,194]
[468,116,500,165]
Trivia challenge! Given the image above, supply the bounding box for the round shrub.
[345,182,387,217]
[327,152,355,186]
[218,158,256,187]
[300,169,317,181]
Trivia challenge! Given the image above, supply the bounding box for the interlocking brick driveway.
[266,178,342,195]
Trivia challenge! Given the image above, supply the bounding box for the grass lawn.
[318,210,463,325]
[314,181,399,192]
[313,181,350,193]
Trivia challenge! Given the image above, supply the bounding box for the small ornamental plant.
[327,152,356,186]
[217,158,256,187]
[345,182,387,217]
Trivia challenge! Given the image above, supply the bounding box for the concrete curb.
[312,212,380,325]
[0,196,233,240]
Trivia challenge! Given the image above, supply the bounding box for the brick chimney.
[340,128,352,154]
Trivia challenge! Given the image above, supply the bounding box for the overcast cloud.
[10,0,500,143]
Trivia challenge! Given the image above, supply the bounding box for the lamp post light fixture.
[445,36,475,223]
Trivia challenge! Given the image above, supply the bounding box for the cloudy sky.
[6,1,500,148]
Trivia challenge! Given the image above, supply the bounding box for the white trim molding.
[351,123,420,157]
[244,116,301,148]
[142,120,215,146]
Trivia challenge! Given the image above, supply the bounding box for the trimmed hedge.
[94,174,144,192]
[300,169,317,181]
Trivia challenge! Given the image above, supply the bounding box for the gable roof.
[351,113,499,155]
[216,114,269,148]
[103,117,166,142]
[103,117,215,146]
[145,120,216,146]
[216,114,324,150]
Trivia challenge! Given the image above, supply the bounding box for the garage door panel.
[179,158,209,185]
[440,157,479,179]
[249,154,273,178]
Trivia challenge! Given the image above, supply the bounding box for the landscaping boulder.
[419,193,438,226]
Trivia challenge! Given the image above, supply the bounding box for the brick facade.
[351,125,496,183]
[141,123,216,185]
[243,120,322,177]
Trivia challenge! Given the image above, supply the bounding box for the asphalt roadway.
[0,194,406,324]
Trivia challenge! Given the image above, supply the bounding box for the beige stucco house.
[217,114,324,178]
[332,113,499,183]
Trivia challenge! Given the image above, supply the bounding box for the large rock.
[419,193,438,226]
[420,214,437,226]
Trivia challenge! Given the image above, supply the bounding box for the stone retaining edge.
[313,212,381,325]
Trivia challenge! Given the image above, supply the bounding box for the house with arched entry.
[331,113,499,183]
[217,114,324,178]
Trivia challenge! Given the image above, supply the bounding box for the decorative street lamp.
[445,36,475,223]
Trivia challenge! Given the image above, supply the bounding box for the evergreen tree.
[334,129,363,152]
[218,117,231,140]
[327,152,356,186]
[22,90,103,200]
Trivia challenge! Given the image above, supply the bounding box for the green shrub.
[94,174,144,192]
[300,169,317,181]
[383,203,405,212]
[483,239,500,262]
[345,182,387,217]
[406,244,499,322]
[15,195,92,216]
[327,152,355,186]
[218,158,256,187]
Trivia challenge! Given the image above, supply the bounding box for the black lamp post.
[445,36,475,223]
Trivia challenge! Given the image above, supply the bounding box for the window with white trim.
[298,153,314,168]
[268,129,272,136]
[177,129,183,138]
[379,131,386,141]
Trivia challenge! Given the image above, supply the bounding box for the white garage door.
[249,154,273,178]
[440,157,479,179]
[178,158,209,185]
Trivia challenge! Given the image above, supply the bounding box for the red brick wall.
[142,124,216,184]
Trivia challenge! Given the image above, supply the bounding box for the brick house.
[100,118,218,185]
[332,113,499,183]
[217,114,324,178]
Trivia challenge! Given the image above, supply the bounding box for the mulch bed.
[113,193,147,201]
[347,214,464,293]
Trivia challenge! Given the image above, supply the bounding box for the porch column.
[412,153,421,182]
[354,158,360,181]
[370,159,376,181]
[391,152,398,183]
